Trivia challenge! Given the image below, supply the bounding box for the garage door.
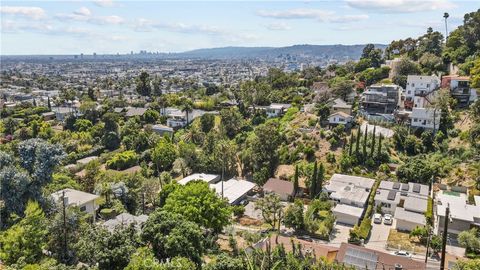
[333,211,359,226]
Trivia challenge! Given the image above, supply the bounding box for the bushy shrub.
[232,205,245,218]
[326,152,336,163]
[106,150,138,171]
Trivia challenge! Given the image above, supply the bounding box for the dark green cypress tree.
[377,134,383,162]
[293,164,299,198]
[310,162,318,199]
[362,125,368,159]
[317,162,325,195]
[371,125,376,158]
[47,96,51,110]
[349,132,354,156]
[355,126,361,156]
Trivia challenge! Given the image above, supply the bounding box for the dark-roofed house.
[263,178,295,201]
[126,107,148,118]
[42,111,55,121]
[336,243,426,270]
[103,213,148,232]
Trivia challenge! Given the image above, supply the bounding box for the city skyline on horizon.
[1,0,478,55]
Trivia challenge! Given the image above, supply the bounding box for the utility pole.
[61,190,68,262]
[443,12,450,41]
[440,204,450,270]
[425,227,431,263]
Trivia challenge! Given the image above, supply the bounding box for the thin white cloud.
[329,14,369,23]
[256,8,368,23]
[154,22,224,35]
[74,7,92,17]
[134,19,224,35]
[132,18,256,43]
[55,8,124,25]
[257,8,333,20]
[94,0,116,8]
[96,15,124,25]
[346,0,456,13]
[0,6,46,20]
[265,22,292,31]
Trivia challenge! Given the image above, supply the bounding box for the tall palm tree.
[443,12,449,40]
[157,95,167,116]
[181,99,194,126]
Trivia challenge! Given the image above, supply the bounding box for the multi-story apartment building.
[360,84,403,114]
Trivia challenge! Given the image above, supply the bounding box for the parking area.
[329,223,352,247]
[366,218,395,251]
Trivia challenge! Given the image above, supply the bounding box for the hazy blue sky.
[1,0,478,55]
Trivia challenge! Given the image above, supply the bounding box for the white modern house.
[265,103,292,118]
[374,181,429,231]
[178,173,220,185]
[328,112,353,126]
[325,174,375,226]
[405,75,440,109]
[410,108,441,130]
[51,188,100,219]
[401,75,442,130]
[435,191,480,235]
[166,109,189,128]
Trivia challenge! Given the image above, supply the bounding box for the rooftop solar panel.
[387,190,397,201]
[344,247,378,270]
[413,184,421,193]
[401,183,409,191]
[393,182,400,190]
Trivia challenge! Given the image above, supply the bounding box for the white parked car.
[373,213,382,224]
[394,250,412,258]
[384,214,393,225]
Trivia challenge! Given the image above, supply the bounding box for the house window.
[408,91,411,94]
[426,84,430,88]
[412,83,415,87]
[414,118,418,122]
[80,206,86,212]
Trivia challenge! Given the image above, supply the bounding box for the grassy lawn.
[387,229,426,254]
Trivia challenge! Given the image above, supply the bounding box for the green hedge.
[425,197,433,226]
[349,179,380,242]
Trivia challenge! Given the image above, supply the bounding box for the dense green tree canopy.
[0,201,48,265]
[162,181,232,233]
[141,210,204,265]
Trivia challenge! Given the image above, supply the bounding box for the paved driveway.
[329,223,352,247]
[365,218,395,251]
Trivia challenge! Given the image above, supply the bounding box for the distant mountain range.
[1,44,388,61]
[177,44,387,60]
